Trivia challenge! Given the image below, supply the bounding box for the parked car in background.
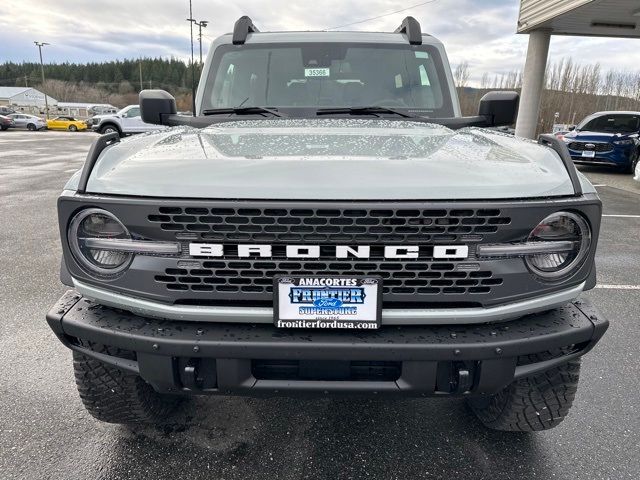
[0,114,15,130]
[8,113,47,131]
[554,130,570,141]
[563,111,640,173]
[46,116,88,132]
[0,106,16,116]
[85,105,165,137]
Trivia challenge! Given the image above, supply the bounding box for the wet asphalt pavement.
[1,130,639,480]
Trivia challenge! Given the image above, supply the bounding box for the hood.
[565,130,634,142]
[69,119,584,200]
[90,113,114,121]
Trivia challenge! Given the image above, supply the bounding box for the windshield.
[201,42,454,117]
[578,114,640,134]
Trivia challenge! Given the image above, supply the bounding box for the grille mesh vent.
[148,207,511,243]
[154,260,503,296]
[568,142,612,153]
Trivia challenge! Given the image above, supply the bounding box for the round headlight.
[68,208,132,276]
[525,212,591,281]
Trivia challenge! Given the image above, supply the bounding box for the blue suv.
[564,111,640,173]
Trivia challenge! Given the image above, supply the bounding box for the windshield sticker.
[305,68,330,77]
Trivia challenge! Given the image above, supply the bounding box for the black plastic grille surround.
[567,142,613,153]
[58,196,602,310]
[148,206,511,243]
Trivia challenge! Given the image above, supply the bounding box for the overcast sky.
[1,0,639,85]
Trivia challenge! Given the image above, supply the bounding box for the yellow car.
[46,116,87,132]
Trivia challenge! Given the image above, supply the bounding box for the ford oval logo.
[585,143,596,149]
[314,298,343,308]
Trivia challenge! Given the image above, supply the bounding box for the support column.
[515,29,551,139]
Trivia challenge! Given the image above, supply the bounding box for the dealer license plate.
[274,276,382,329]
[582,150,596,158]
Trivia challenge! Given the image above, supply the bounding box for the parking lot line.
[595,284,640,290]
[602,214,640,218]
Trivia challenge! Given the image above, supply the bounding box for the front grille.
[148,207,511,243]
[146,206,511,304]
[567,142,612,153]
[154,260,503,296]
[61,197,598,310]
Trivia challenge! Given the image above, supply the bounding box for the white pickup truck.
[86,104,165,137]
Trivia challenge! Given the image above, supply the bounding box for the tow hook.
[456,368,472,393]
[183,359,203,390]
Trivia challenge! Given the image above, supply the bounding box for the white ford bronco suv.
[47,17,608,431]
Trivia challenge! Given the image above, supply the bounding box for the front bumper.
[47,291,608,397]
[569,147,633,168]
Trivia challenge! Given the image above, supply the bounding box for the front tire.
[73,345,181,424]
[27,123,36,131]
[625,154,639,174]
[68,124,78,132]
[467,352,581,432]
[99,124,120,137]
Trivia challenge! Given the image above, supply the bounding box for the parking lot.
[1,129,639,480]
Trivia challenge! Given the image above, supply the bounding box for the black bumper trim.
[46,291,608,396]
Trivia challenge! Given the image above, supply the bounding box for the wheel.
[467,351,581,432]
[99,125,120,137]
[27,123,36,131]
[73,344,181,424]
[68,124,78,132]
[1,126,8,131]
[624,154,639,174]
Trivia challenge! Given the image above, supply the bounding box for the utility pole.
[194,20,209,65]
[34,41,50,119]
[139,59,143,91]
[187,0,196,116]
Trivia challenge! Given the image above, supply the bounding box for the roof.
[518,0,640,38]
[0,87,31,98]
[57,102,116,108]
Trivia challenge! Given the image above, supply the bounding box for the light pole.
[186,1,196,115]
[34,41,50,119]
[195,20,208,65]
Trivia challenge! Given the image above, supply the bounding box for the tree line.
[0,58,202,111]
[455,58,640,134]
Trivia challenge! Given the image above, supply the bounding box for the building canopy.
[519,0,640,39]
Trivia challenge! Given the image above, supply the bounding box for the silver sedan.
[8,113,47,131]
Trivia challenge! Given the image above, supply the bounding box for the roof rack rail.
[232,16,260,45]
[395,16,422,45]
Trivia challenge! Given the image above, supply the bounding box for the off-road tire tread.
[468,352,581,432]
[73,345,179,424]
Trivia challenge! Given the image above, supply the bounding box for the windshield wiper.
[316,106,415,118]
[202,106,285,117]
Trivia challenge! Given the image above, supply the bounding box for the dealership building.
[0,87,58,114]
[517,0,640,138]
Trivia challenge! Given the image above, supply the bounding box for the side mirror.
[569,126,576,131]
[478,91,519,127]
[140,89,177,125]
